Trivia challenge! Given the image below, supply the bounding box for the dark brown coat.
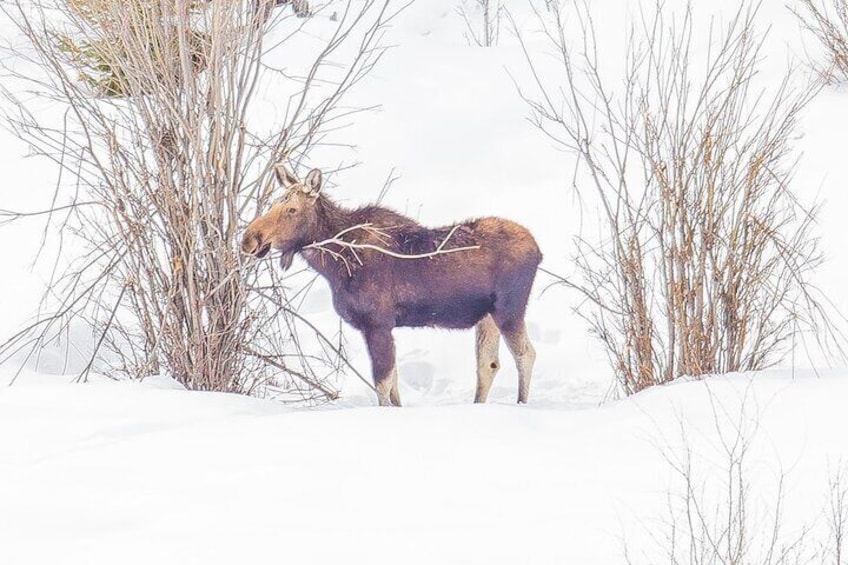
[242,168,542,406]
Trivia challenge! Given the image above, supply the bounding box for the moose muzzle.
[241,231,270,258]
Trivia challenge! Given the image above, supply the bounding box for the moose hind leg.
[389,365,402,407]
[475,314,501,403]
[500,320,536,404]
[364,327,400,407]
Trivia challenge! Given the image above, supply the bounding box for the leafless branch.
[793,0,848,84]
[305,222,480,276]
[457,0,502,47]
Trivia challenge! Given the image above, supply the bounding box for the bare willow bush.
[635,423,806,564]
[626,396,847,565]
[794,0,848,84]
[517,0,839,395]
[0,0,402,400]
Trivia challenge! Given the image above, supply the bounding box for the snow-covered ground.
[2,0,848,562]
[1,369,847,564]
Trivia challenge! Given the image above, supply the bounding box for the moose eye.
[285,207,297,215]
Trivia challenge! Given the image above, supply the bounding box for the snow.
[1,369,847,564]
[2,0,848,562]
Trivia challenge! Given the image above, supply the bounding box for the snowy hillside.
[2,0,848,562]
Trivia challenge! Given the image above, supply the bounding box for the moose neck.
[299,195,360,281]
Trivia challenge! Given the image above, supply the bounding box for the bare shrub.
[626,392,846,565]
[793,0,848,84]
[652,415,807,564]
[646,451,801,563]
[516,1,839,395]
[0,0,403,399]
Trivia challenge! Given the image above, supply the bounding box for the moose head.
[241,166,324,270]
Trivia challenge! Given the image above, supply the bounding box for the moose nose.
[242,231,271,258]
[241,231,259,255]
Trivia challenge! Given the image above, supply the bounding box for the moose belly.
[395,293,494,329]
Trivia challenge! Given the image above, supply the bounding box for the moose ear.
[274,164,299,189]
[304,169,323,195]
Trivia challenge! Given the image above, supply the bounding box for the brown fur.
[242,168,542,406]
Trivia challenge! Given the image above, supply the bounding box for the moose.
[241,166,542,406]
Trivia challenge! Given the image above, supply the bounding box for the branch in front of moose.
[0,0,406,401]
[515,0,846,396]
[303,223,481,276]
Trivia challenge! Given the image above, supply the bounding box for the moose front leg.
[364,327,401,407]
